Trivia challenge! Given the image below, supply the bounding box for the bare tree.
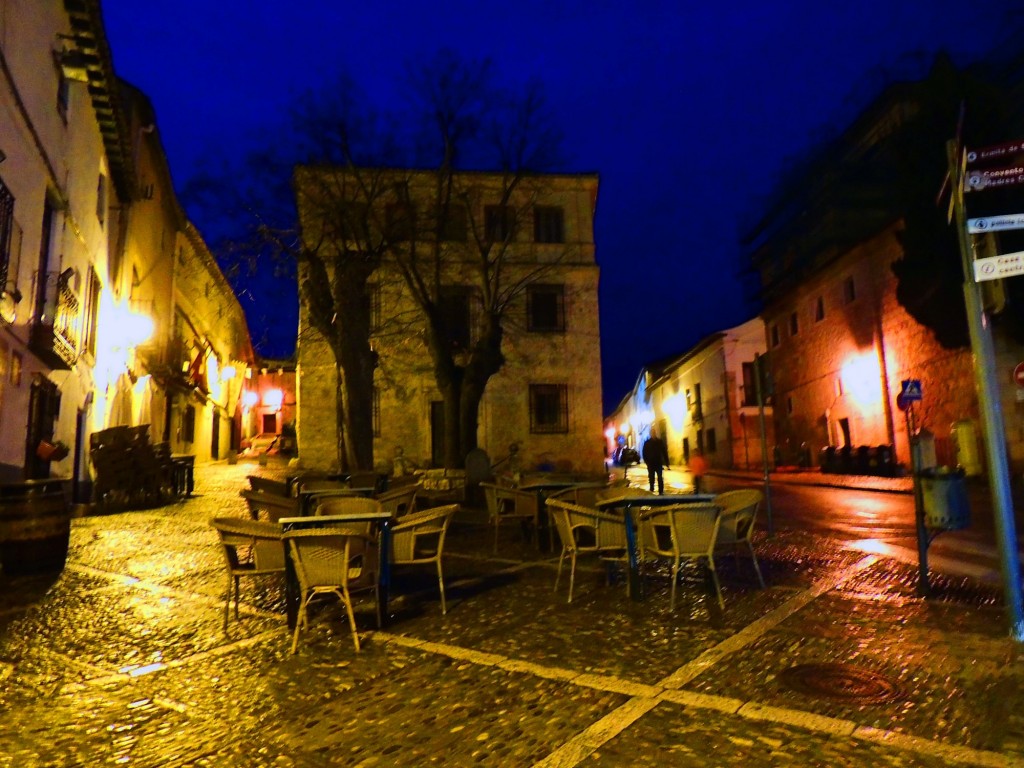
[296,51,568,468]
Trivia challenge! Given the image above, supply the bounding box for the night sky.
[100,1,1024,413]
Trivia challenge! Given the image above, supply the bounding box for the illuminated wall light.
[661,393,686,430]
[263,388,284,409]
[840,352,882,407]
[242,390,259,408]
[604,427,616,439]
[221,365,236,381]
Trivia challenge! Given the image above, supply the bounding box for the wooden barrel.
[0,479,71,575]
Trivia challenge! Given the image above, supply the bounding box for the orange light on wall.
[662,393,686,430]
[242,390,259,408]
[263,388,284,409]
[840,352,882,407]
[604,427,616,439]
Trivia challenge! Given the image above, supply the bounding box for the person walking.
[642,429,670,495]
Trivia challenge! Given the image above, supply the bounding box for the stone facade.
[761,224,978,471]
[295,169,603,476]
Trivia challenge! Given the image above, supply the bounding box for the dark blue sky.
[101,1,1023,413]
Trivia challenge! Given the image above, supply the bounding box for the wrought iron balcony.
[29,270,80,369]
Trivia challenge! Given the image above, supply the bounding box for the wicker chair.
[479,481,539,553]
[390,504,457,614]
[313,497,384,535]
[376,484,419,519]
[210,517,286,632]
[284,527,381,653]
[546,499,628,603]
[637,503,723,610]
[712,489,766,588]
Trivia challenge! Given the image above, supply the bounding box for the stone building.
[295,168,603,476]
[744,65,1024,475]
[0,1,252,490]
[605,318,772,472]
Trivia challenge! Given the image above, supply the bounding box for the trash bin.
[919,467,970,530]
[0,479,71,575]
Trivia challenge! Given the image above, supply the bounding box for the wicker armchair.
[712,489,765,588]
[210,517,286,631]
[312,497,384,535]
[284,527,381,653]
[376,484,420,518]
[390,504,457,614]
[637,503,723,610]
[546,499,628,603]
[479,482,539,553]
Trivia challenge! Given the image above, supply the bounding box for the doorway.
[25,376,59,479]
[430,401,445,468]
[211,411,220,460]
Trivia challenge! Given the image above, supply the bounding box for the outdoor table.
[279,511,394,630]
[595,492,716,600]
[517,479,583,551]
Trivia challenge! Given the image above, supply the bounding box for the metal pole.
[908,407,930,597]
[948,140,1024,639]
[754,352,774,535]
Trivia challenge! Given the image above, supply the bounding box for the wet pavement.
[2,458,1024,766]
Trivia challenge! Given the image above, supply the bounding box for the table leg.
[624,506,643,601]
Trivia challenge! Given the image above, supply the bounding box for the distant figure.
[688,453,709,494]
[642,429,670,495]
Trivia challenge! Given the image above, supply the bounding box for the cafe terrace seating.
[313,497,384,535]
[390,504,457,614]
[376,484,420,518]
[479,481,539,553]
[712,489,766,588]
[210,516,286,632]
[546,499,628,603]
[284,527,382,653]
[637,503,723,611]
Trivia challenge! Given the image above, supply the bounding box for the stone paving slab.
[3,458,1024,767]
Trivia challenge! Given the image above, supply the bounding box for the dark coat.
[642,436,669,469]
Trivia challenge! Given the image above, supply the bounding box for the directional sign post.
[950,139,1024,639]
[967,213,1024,234]
[900,379,923,402]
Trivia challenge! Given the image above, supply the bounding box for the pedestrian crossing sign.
[900,379,923,401]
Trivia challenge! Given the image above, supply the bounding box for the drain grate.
[778,662,903,704]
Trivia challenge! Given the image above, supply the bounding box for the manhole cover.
[778,663,903,704]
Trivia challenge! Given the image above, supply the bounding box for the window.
[529,383,568,433]
[441,204,467,241]
[56,71,69,121]
[787,396,794,415]
[81,267,101,357]
[527,284,565,332]
[843,275,856,304]
[96,174,107,225]
[0,178,13,292]
[385,203,415,240]
[706,428,717,453]
[770,324,780,348]
[485,205,515,241]
[438,286,472,351]
[788,312,799,336]
[183,405,196,443]
[741,362,759,406]
[682,437,690,463]
[336,202,368,241]
[696,428,705,454]
[533,206,564,243]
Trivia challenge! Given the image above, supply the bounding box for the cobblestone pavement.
[2,458,1024,766]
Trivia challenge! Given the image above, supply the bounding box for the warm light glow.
[263,388,284,408]
[604,427,616,439]
[221,365,236,381]
[662,393,686,429]
[620,423,631,435]
[638,409,654,425]
[242,390,259,408]
[840,352,882,407]
[132,374,151,398]
[206,354,221,400]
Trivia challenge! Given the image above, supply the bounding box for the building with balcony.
[294,168,604,476]
[0,1,252,489]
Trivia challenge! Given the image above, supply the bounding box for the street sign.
[966,139,1024,166]
[900,379,922,402]
[965,164,1024,192]
[968,213,1024,234]
[1013,362,1024,388]
[973,250,1024,282]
